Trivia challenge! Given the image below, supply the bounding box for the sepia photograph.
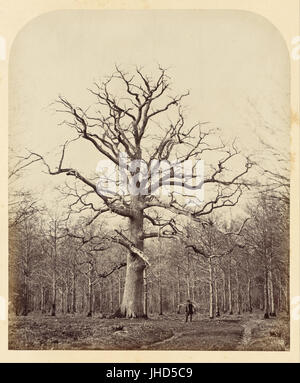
[8,9,291,352]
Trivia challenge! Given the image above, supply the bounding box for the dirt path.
[236,316,288,351]
[238,319,261,347]
[141,320,244,350]
[140,331,184,349]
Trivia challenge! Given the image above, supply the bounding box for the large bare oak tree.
[31,66,252,318]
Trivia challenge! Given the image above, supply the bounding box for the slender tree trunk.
[246,258,252,313]
[208,257,214,319]
[228,260,233,315]
[286,278,290,314]
[158,238,163,316]
[99,279,103,313]
[235,265,241,315]
[247,279,252,313]
[159,270,163,315]
[148,279,153,314]
[264,264,270,319]
[222,270,227,313]
[66,269,70,314]
[60,288,64,314]
[109,278,113,312]
[143,268,148,317]
[191,273,195,303]
[23,273,28,316]
[177,266,181,308]
[215,278,220,317]
[172,282,176,312]
[72,265,77,314]
[40,285,45,313]
[118,270,122,306]
[51,222,58,316]
[269,270,276,316]
[51,269,56,316]
[186,253,191,299]
[81,284,86,313]
[87,263,93,317]
[278,275,282,312]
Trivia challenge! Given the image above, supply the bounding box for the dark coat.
[185,302,194,314]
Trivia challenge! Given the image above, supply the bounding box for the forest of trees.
[8,180,289,320]
[8,66,289,321]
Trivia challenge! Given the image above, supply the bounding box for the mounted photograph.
[8,10,290,351]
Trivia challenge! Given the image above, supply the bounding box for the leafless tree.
[28,65,252,318]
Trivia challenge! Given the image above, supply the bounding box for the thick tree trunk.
[117,206,146,318]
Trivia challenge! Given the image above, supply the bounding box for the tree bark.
[222,270,227,313]
[228,259,233,315]
[158,249,163,315]
[208,257,214,319]
[235,265,241,315]
[264,265,270,319]
[40,285,45,313]
[51,269,56,316]
[186,253,191,300]
[246,258,252,313]
[143,268,148,317]
[87,263,93,317]
[23,273,29,316]
[118,270,122,306]
[109,278,114,313]
[118,205,146,318]
[215,278,220,317]
[177,265,181,308]
[60,287,65,314]
[72,265,77,314]
[269,268,276,316]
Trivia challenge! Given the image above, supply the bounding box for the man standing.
[185,300,194,322]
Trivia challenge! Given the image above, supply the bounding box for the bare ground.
[8,311,289,351]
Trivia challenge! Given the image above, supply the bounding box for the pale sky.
[9,10,290,216]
